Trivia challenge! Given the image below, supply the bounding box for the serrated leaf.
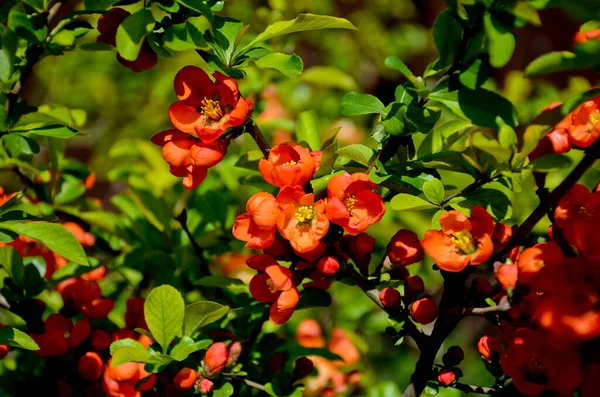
[183,301,229,336]
[116,9,155,62]
[390,194,437,211]
[144,285,185,352]
[422,179,445,205]
[0,222,88,265]
[340,92,385,116]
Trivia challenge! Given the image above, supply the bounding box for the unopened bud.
[269,352,287,374]
[405,275,424,299]
[293,356,314,378]
[203,342,229,377]
[197,378,214,394]
[228,341,242,365]
[471,277,493,297]
[317,256,340,276]
[477,335,503,361]
[410,298,438,324]
[442,346,464,367]
[379,288,401,309]
[437,368,456,386]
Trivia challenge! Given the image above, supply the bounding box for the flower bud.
[91,330,111,351]
[437,368,456,386]
[343,233,375,269]
[228,341,242,365]
[203,342,229,377]
[405,275,424,300]
[174,368,197,391]
[477,335,503,361]
[197,378,214,394]
[379,288,401,309]
[471,277,493,297]
[293,357,314,378]
[78,352,103,382]
[317,256,340,276]
[410,298,438,324]
[387,229,424,265]
[0,345,8,359]
[496,264,518,290]
[269,352,287,374]
[442,346,464,367]
[491,223,512,250]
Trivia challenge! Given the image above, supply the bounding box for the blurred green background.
[6,0,600,395]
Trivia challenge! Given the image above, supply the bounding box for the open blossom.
[258,142,321,187]
[516,241,564,286]
[529,102,572,161]
[325,172,385,234]
[169,66,252,142]
[151,129,227,189]
[421,206,494,272]
[247,255,300,324]
[276,186,329,253]
[103,359,156,397]
[567,96,600,148]
[501,328,584,396]
[233,192,281,249]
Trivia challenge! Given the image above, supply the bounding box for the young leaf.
[528,154,572,172]
[340,92,386,116]
[163,21,207,51]
[0,222,88,265]
[144,285,185,352]
[183,301,229,336]
[422,179,445,205]
[0,327,39,350]
[111,346,152,366]
[384,56,418,85]
[390,194,437,211]
[170,336,212,361]
[116,9,155,62]
[241,14,356,52]
[110,338,145,355]
[296,110,321,150]
[213,382,234,397]
[254,53,304,78]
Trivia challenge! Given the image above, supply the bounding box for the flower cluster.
[233,142,386,323]
[152,66,253,189]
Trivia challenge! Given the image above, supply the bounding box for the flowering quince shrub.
[1,1,600,397]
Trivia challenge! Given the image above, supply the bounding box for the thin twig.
[175,209,210,276]
[448,296,511,317]
[249,123,271,159]
[229,377,267,391]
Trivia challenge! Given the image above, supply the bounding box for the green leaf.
[170,336,211,361]
[110,338,145,355]
[311,171,344,198]
[195,276,246,290]
[0,222,88,265]
[116,9,155,62]
[384,56,418,85]
[0,28,17,83]
[340,92,386,116]
[296,110,321,150]
[433,10,463,68]
[451,188,512,221]
[144,285,185,353]
[84,0,115,10]
[210,17,244,64]
[2,134,39,156]
[0,327,39,350]
[17,125,83,139]
[296,288,332,310]
[504,1,542,26]
[424,381,439,396]
[175,0,213,20]
[499,124,518,150]
[429,86,518,128]
[0,246,24,287]
[163,21,207,51]
[299,66,357,91]
[111,346,152,366]
[242,14,356,52]
[183,301,229,336]
[390,194,437,211]
[524,51,583,77]
[382,103,407,136]
[484,12,516,68]
[314,141,338,178]
[423,179,445,205]
[528,154,572,172]
[459,58,489,89]
[213,382,234,397]
[417,119,471,158]
[254,52,303,78]
[431,209,446,229]
[336,144,375,166]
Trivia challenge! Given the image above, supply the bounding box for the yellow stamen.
[295,205,315,223]
[266,278,277,293]
[344,195,357,212]
[452,230,477,255]
[201,98,224,121]
[589,109,600,125]
[284,160,297,166]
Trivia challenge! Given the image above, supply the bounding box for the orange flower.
[151,129,227,189]
[276,186,329,253]
[327,328,360,366]
[575,27,600,43]
[421,206,495,272]
[296,319,326,348]
[496,263,518,290]
[477,335,503,361]
[258,142,321,187]
[169,66,252,142]
[501,329,583,396]
[233,192,281,250]
[516,241,564,286]
[567,96,600,148]
[325,172,385,234]
[247,254,300,324]
[103,359,156,397]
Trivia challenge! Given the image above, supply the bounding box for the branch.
[499,139,600,256]
[441,172,501,206]
[447,296,511,317]
[248,123,271,159]
[175,209,210,276]
[451,383,497,395]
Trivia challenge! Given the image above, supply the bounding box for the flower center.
[295,205,315,223]
[524,359,547,385]
[589,109,600,126]
[344,195,357,213]
[284,160,297,166]
[201,98,224,122]
[451,230,477,255]
[266,278,278,293]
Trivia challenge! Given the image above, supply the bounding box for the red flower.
[567,96,600,148]
[169,66,252,142]
[387,229,424,265]
[151,129,227,189]
[233,192,281,249]
[258,142,321,187]
[247,255,300,324]
[174,368,197,391]
[78,352,103,382]
[103,359,156,397]
[296,319,325,348]
[421,206,495,272]
[325,172,385,234]
[437,369,456,386]
[516,241,564,286]
[341,233,375,269]
[501,329,583,396]
[276,186,329,253]
[477,335,502,361]
[327,328,360,365]
[496,263,518,290]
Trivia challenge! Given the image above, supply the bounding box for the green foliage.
[144,285,185,352]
